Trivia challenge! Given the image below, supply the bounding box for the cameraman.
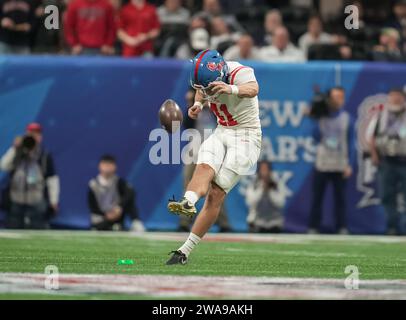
[308,87,355,234]
[369,88,406,235]
[88,154,145,232]
[0,123,60,229]
[245,161,285,233]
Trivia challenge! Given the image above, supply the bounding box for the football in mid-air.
[159,99,183,133]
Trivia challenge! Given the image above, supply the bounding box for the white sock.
[184,191,199,206]
[178,233,201,257]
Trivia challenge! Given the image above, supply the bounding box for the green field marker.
[117,259,134,265]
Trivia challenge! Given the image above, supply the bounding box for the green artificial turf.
[0,231,405,280]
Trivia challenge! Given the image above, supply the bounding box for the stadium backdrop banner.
[1,57,405,233]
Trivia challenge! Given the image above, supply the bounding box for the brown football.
[159,99,183,133]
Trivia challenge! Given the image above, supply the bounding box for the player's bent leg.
[166,182,226,266]
[168,127,226,218]
[186,163,216,198]
[168,130,225,219]
[167,163,215,218]
[191,182,226,238]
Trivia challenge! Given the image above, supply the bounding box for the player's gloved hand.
[188,104,202,119]
[207,81,232,95]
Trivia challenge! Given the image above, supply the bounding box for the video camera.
[309,92,330,119]
[18,135,37,157]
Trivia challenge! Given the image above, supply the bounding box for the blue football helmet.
[189,49,229,91]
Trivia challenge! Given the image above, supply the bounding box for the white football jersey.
[206,61,261,130]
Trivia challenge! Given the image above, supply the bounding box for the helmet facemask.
[191,75,225,101]
[189,50,229,101]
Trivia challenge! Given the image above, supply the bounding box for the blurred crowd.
[1,0,406,62]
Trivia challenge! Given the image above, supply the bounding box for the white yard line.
[0,230,405,244]
[224,248,366,258]
[132,232,406,244]
[0,232,29,239]
[0,273,405,299]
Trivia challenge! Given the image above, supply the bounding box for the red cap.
[26,122,42,133]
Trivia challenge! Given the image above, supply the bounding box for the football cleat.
[167,197,197,218]
[166,250,188,265]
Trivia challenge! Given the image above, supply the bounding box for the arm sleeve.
[298,35,306,53]
[117,9,126,30]
[151,7,160,30]
[129,196,140,220]
[44,153,56,178]
[30,1,42,34]
[347,117,356,163]
[245,183,263,207]
[64,2,78,46]
[117,178,139,219]
[128,188,140,220]
[105,4,116,46]
[0,1,3,21]
[291,48,306,62]
[88,187,103,215]
[117,178,130,208]
[312,121,321,143]
[366,114,379,142]
[43,154,59,205]
[183,110,196,130]
[0,147,16,172]
[25,1,36,30]
[46,176,60,206]
[269,189,285,209]
[232,67,257,86]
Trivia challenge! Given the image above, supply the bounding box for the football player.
[167,49,262,265]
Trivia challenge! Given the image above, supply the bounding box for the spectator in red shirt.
[64,0,116,55]
[117,0,160,57]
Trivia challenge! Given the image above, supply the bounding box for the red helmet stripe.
[194,49,210,86]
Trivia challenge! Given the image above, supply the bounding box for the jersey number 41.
[210,103,238,127]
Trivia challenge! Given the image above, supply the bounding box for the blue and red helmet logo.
[190,50,229,89]
[207,61,225,72]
